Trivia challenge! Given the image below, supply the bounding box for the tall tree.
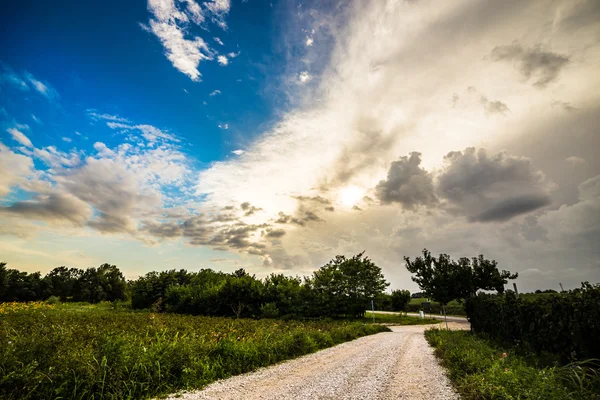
[313,252,389,318]
[404,249,518,327]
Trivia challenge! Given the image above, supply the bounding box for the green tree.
[44,266,83,301]
[404,249,518,326]
[312,252,389,318]
[390,289,411,312]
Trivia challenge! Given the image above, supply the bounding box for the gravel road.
[165,325,459,400]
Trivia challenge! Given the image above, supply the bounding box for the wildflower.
[502,352,507,358]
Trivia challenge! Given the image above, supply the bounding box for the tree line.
[2,248,520,319]
[1,253,410,319]
[0,263,127,303]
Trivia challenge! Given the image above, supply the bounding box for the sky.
[0,0,599,292]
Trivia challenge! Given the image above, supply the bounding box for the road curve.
[165,325,458,400]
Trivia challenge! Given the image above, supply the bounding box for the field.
[0,302,389,400]
[425,329,600,400]
[363,311,439,325]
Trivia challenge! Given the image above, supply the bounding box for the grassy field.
[364,311,439,325]
[0,301,389,400]
[425,329,600,400]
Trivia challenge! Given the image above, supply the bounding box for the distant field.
[0,302,388,400]
[364,311,439,325]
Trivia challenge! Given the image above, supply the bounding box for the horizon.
[1,0,599,293]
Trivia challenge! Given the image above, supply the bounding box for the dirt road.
[165,325,459,400]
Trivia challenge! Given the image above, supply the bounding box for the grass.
[364,311,439,325]
[425,328,600,399]
[0,302,389,400]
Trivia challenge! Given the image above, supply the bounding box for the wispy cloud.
[209,89,221,96]
[7,128,33,148]
[144,0,232,81]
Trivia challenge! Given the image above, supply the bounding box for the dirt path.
[165,325,459,400]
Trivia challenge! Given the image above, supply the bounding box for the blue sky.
[1,0,599,291]
[0,0,282,167]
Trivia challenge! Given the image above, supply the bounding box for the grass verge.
[425,328,600,400]
[0,303,388,400]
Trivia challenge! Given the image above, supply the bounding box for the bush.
[46,295,60,305]
[466,283,600,363]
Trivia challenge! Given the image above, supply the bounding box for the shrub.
[466,283,600,363]
[46,295,60,305]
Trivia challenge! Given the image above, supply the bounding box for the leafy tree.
[72,264,127,303]
[44,266,83,301]
[312,252,389,318]
[405,249,518,305]
[390,289,411,312]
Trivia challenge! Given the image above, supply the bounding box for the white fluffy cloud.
[145,0,231,81]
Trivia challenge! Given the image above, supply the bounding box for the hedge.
[466,283,600,363]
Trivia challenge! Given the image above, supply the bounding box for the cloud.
[62,137,72,143]
[0,64,59,100]
[210,89,221,96]
[87,110,130,123]
[565,156,585,166]
[217,55,229,66]
[375,152,437,208]
[214,37,224,45]
[305,37,314,47]
[551,100,576,112]
[24,73,60,100]
[241,201,262,216]
[491,43,569,88]
[0,193,92,226]
[231,149,244,155]
[204,0,231,29]
[298,71,311,83]
[145,0,216,81]
[218,123,228,129]
[228,51,240,58]
[479,96,509,115]
[437,148,553,222]
[0,142,34,197]
[7,128,33,148]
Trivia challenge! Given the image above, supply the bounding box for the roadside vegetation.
[0,302,388,400]
[426,329,600,399]
[405,249,600,399]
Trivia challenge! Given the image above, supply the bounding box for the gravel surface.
[165,325,459,400]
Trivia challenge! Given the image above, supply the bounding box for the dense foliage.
[0,262,127,303]
[131,252,389,319]
[466,283,600,363]
[404,249,518,305]
[0,302,387,400]
[426,329,599,400]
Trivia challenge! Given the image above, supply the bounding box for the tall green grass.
[425,329,600,399]
[0,304,388,399]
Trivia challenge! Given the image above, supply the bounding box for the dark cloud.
[293,195,331,205]
[520,215,549,242]
[264,228,287,238]
[471,194,551,222]
[375,152,437,208]
[240,201,263,216]
[1,193,92,226]
[438,148,552,222]
[275,210,324,226]
[324,206,335,212]
[352,205,362,211]
[490,43,569,88]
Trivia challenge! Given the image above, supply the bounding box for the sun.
[338,185,364,208]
